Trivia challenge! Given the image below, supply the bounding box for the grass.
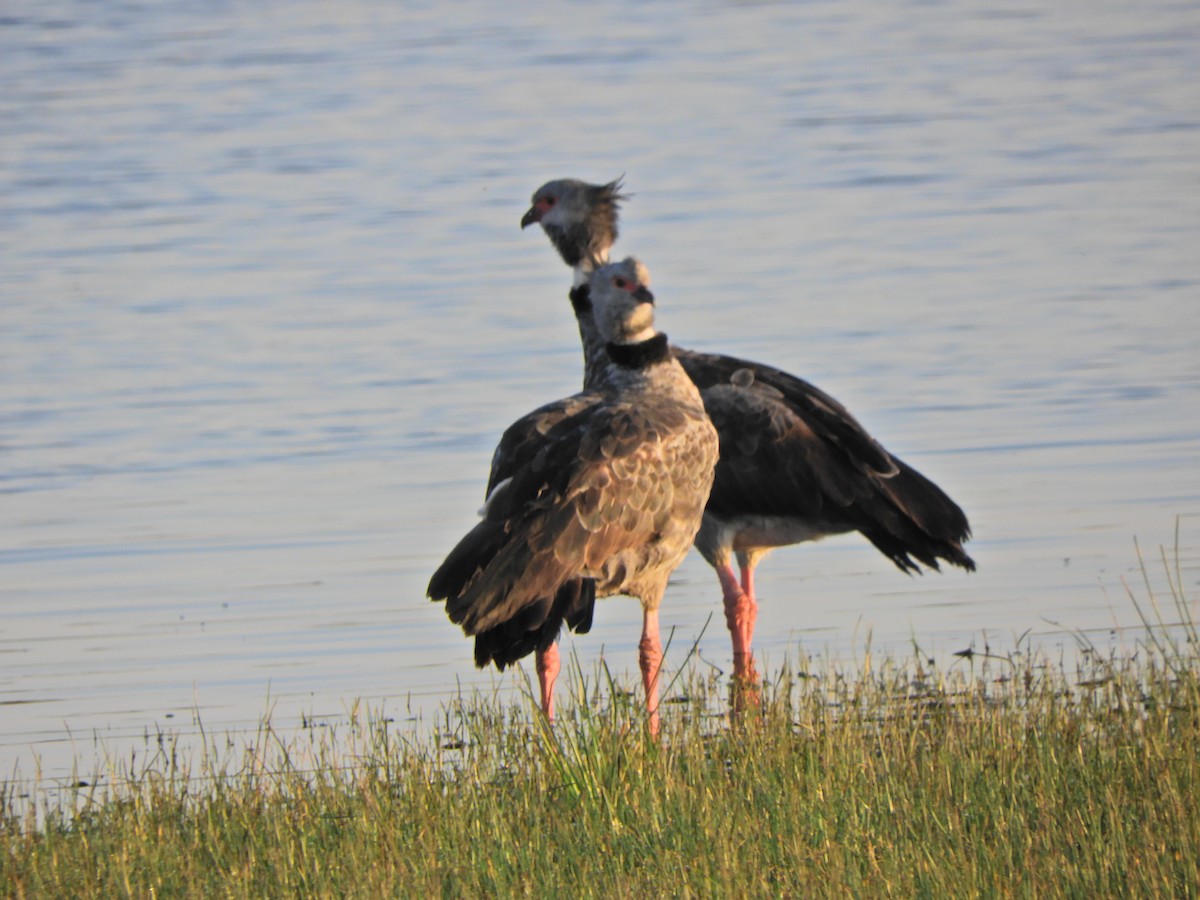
[3,536,1199,898]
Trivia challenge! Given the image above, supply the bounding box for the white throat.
[572,248,611,288]
[624,325,658,344]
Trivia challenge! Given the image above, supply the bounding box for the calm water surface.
[2,1,1199,788]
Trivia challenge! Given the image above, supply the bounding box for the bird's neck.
[566,284,609,390]
[568,283,592,316]
[606,333,670,369]
[571,250,609,288]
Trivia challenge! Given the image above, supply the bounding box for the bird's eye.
[613,277,627,289]
[544,196,557,207]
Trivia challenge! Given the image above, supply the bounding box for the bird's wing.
[700,378,872,521]
[434,396,701,634]
[676,347,898,477]
[684,353,974,573]
[484,391,608,508]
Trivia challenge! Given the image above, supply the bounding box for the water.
[2,0,1199,789]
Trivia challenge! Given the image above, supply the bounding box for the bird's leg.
[737,560,763,687]
[717,563,759,685]
[536,643,561,723]
[739,564,756,608]
[638,608,663,736]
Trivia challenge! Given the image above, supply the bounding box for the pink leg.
[717,563,759,684]
[536,643,561,722]
[638,608,663,736]
[740,564,756,607]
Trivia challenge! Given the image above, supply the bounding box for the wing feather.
[430,389,716,667]
[691,361,973,572]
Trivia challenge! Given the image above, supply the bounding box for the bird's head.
[589,257,656,345]
[521,177,628,271]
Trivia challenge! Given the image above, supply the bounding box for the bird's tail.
[473,577,596,670]
[866,457,976,573]
[428,515,596,670]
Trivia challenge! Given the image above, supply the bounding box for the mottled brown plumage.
[522,178,974,686]
[428,258,718,731]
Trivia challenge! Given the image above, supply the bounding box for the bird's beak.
[633,286,655,305]
[520,206,540,229]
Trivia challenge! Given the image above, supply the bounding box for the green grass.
[4,538,1199,898]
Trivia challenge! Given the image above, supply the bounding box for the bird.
[521,178,975,690]
[428,257,719,734]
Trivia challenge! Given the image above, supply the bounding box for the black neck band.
[606,333,670,369]
[569,284,592,315]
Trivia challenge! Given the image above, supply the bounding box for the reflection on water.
[2,0,1198,786]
